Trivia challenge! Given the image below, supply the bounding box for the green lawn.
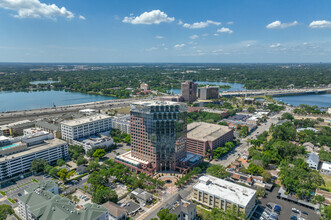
[321,174,331,191]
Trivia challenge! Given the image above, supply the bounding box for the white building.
[72,136,114,152]
[0,138,68,182]
[321,162,331,175]
[21,130,54,147]
[112,115,130,134]
[61,114,112,144]
[192,175,256,217]
[306,153,319,170]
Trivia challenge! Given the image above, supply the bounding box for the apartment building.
[61,114,112,144]
[0,120,35,136]
[112,115,130,134]
[0,138,68,182]
[186,122,234,157]
[18,180,108,220]
[192,175,256,217]
[198,86,219,100]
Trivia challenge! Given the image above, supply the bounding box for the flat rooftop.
[132,100,181,106]
[61,114,111,127]
[187,122,232,142]
[115,151,149,166]
[194,175,256,207]
[0,138,67,162]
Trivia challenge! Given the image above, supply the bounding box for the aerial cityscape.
[0,1,331,220]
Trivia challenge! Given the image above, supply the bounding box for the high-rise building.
[198,86,220,100]
[181,81,197,102]
[115,101,201,174]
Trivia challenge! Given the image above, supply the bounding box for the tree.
[92,186,118,204]
[218,121,228,126]
[76,156,88,166]
[0,204,14,219]
[124,135,131,144]
[262,170,272,183]
[87,159,100,173]
[247,106,256,113]
[56,159,65,166]
[247,163,264,176]
[256,187,266,198]
[281,112,294,121]
[31,159,48,173]
[239,126,249,138]
[315,195,325,203]
[92,149,106,158]
[207,165,230,179]
[271,121,296,141]
[57,168,68,183]
[156,208,177,220]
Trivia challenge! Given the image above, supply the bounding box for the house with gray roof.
[165,194,197,220]
[307,153,319,170]
[131,188,153,205]
[18,181,108,220]
[103,201,127,220]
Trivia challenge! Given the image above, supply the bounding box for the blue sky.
[0,0,331,62]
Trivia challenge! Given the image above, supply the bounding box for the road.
[211,112,281,167]
[0,97,155,125]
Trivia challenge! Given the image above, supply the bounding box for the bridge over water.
[221,87,331,97]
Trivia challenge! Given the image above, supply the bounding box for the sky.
[0,0,331,63]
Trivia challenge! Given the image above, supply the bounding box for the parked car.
[292,208,300,214]
[301,211,308,216]
[290,216,297,220]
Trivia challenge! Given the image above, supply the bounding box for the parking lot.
[106,143,131,160]
[2,176,45,201]
[254,187,319,220]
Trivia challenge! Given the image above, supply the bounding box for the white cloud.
[164,47,168,50]
[270,43,281,48]
[122,10,174,24]
[227,21,234,25]
[0,0,74,19]
[309,20,331,28]
[217,27,233,34]
[174,44,186,48]
[155,35,164,39]
[189,34,199,40]
[214,33,219,36]
[266,20,298,29]
[183,20,221,29]
[79,15,86,20]
[202,33,209,37]
[146,47,158,51]
[178,20,183,25]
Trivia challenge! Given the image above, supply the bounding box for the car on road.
[301,211,308,216]
[290,216,297,220]
[291,208,300,214]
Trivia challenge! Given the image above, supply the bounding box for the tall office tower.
[115,101,188,173]
[198,86,220,100]
[181,81,197,102]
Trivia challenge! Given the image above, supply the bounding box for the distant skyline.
[0,0,331,62]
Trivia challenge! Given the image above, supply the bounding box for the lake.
[0,90,116,112]
[274,94,331,108]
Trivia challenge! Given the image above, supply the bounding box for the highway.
[0,97,155,125]
[221,87,331,97]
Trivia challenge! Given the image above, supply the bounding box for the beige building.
[186,122,233,157]
[192,175,256,217]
